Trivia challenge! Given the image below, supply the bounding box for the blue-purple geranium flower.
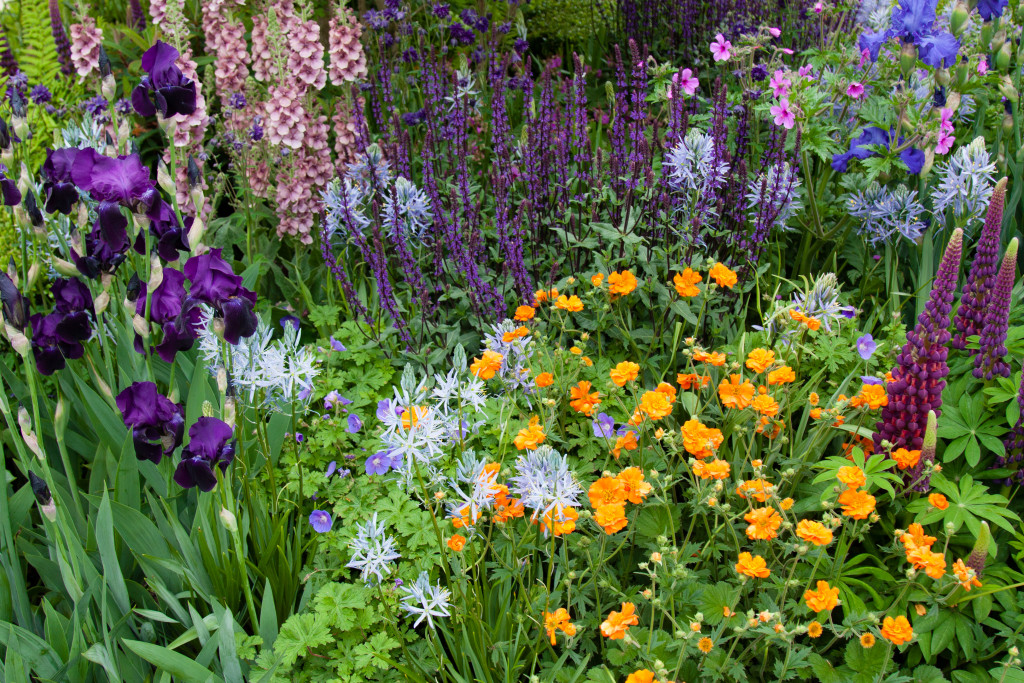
[174,417,235,492]
[366,449,400,475]
[856,333,877,361]
[116,381,186,464]
[309,510,333,533]
[131,41,198,119]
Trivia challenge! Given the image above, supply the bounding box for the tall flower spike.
[0,29,17,77]
[875,229,962,489]
[974,238,1017,380]
[966,521,990,576]
[48,0,73,76]
[1000,362,1024,484]
[953,177,1007,350]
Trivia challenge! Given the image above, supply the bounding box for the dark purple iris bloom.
[73,220,130,279]
[978,0,1008,20]
[365,449,399,475]
[135,199,190,261]
[174,417,235,492]
[890,0,938,39]
[400,109,427,126]
[0,168,20,206]
[116,381,185,463]
[41,148,80,214]
[71,147,158,213]
[182,248,258,344]
[30,281,93,375]
[131,41,197,118]
[592,412,615,439]
[0,271,27,330]
[831,126,924,174]
[130,268,197,363]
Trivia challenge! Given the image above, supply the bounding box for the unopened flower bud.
[54,394,68,439]
[133,314,150,337]
[50,256,78,277]
[147,254,164,292]
[217,367,228,394]
[950,2,969,35]
[187,215,205,247]
[41,500,57,522]
[996,42,1012,71]
[157,161,175,196]
[219,508,238,532]
[6,325,30,356]
[94,291,110,315]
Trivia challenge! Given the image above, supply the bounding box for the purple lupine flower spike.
[999,362,1024,484]
[128,0,146,31]
[953,177,1007,351]
[974,238,1018,380]
[0,30,17,77]
[874,228,963,490]
[49,0,73,76]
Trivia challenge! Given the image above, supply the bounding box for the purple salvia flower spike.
[973,238,1018,380]
[874,228,963,491]
[953,177,1007,351]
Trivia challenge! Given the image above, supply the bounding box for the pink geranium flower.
[846,82,865,98]
[798,64,814,79]
[813,1,823,12]
[668,68,699,98]
[768,27,781,38]
[770,98,796,129]
[769,69,791,98]
[710,34,732,62]
[978,58,988,75]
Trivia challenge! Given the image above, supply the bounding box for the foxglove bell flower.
[953,177,1006,350]
[973,238,1017,380]
[131,40,198,118]
[116,381,185,463]
[41,147,80,214]
[174,417,235,492]
[874,229,963,489]
[182,249,257,344]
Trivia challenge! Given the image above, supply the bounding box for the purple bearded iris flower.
[72,205,132,278]
[0,165,20,206]
[70,147,158,213]
[41,148,80,214]
[132,267,198,362]
[135,199,190,262]
[174,417,235,492]
[831,126,925,175]
[182,249,258,345]
[977,0,1008,20]
[29,277,93,375]
[131,41,197,118]
[116,381,185,463]
[859,0,959,70]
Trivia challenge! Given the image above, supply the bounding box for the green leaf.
[95,492,131,614]
[123,639,224,683]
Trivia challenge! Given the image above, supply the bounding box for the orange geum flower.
[502,326,530,342]
[849,383,888,410]
[677,372,712,390]
[928,493,949,510]
[680,419,724,459]
[673,268,702,297]
[610,361,641,387]
[709,262,738,288]
[891,448,921,470]
[752,394,780,417]
[470,350,504,380]
[625,670,655,683]
[543,608,577,646]
[744,506,782,541]
[600,602,639,639]
[808,392,819,406]
[693,458,730,480]
[638,390,674,420]
[906,546,946,579]
[698,637,714,654]
[735,552,770,578]
[745,348,776,373]
[617,467,652,504]
[595,502,628,534]
[612,431,638,459]
[513,416,546,451]
[693,349,727,366]
[513,305,536,321]
[767,366,796,385]
[736,478,773,502]
[534,289,549,304]
[719,374,755,410]
[655,381,677,402]
[589,477,627,508]
[880,616,914,646]
[837,488,876,519]
[796,520,834,546]
[608,270,638,297]
[555,294,584,312]
[780,497,794,510]
[952,559,982,591]
[803,580,840,612]
[447,534,466,552]
[860,633,876,648]
[591,273,604,287]
[569,346,583,355]
[569,381,601,416]
[807,621,824,638]
[539,506,578,536]
[900,524,937,551]
[836,465,866,489]
[535,372,554,387]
